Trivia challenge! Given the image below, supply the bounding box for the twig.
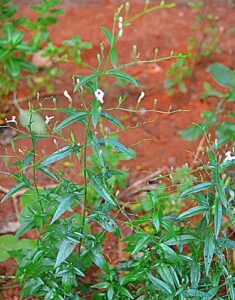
[119,167,168,199]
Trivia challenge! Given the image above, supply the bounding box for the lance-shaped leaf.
[87,170,116,206]
[116,286,134,299]
[74,72,99,92]
[95,213,120,236]
[55,239,77,268]
[204,233,215,276]
[186,289,208,297]
[177,206,208,220]
[98,138,135,158]
[214,198,222,238]
[51,194,75,224]
[90,249,110,273]
[179,182,212,198]
[131,235,151,255]
[146,273,172,295]
[1,182,29,203]
[110,48,117,67]
[100,111,124,130]
[91,99,100,128]
[53,112,88,132]
[37,166,59,182]
[100,26,113,45]
[38,144,80,167]
[106,70,138,86]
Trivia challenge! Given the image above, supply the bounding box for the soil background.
[0,0,235,298]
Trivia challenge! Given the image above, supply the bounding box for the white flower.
[118,16,123,37]
[137,91,145,104]
[224,151,235,162]
[94,89,104,104]
[5,115,17,125]
[64,90,72,103]
[45,115,54,125]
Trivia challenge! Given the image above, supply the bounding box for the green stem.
[78,115,91,256]
[124,3,175,24]
[29,110,44,226]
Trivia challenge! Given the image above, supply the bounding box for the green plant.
[0,2,179,299]
[0,0,91,119]
[92,149,235,299]
[180,63,235,147]
[164,57,192,95]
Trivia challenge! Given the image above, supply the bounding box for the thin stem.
[78,115,91,255]
[28,110,45,226]
[124,3,175,25]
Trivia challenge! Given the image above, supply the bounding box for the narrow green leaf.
[1,182,28,203]
[91,99,100,128]
[107,286,114,300]
[153,212,160,231]
[55,239,77,268]
[204,233,215,276]
[215,178,227,208]
[177,206,208,220]
[91,282,110,289]
[95,214,120,236]
[179,182,212,198]
[186,289,208,297]
[100,111,124,130]
[131,235,150,255]
[87,170,116,206]
[106,70,138,86]
[190,262,200,288]
[214,198,222,238]
[98,138,135,158]
[88,130,104,167]
[37,166,59,182]
[165,235,196,246]
[147,273,172,295]
[159,267,175,290]
[110,47,117,67]
[90,249,110,273]
[100,26,113,45]
[53,112,88,132]
[116,286,134,299]
[160,243,181,263]
[39,144,80,167]
[74,72,99,92]
[73,267,85,277]
[50,194,75,224]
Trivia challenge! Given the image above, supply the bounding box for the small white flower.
[224,151,235,162]
[45,115,54,125]
[137,91,145,104]
[18,148,24,154]
[94,89,104,104]
[64,90,72,103]
[118,16,123,37]
[5,115,17,125]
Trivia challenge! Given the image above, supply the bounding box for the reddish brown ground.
[0,0,235,298]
